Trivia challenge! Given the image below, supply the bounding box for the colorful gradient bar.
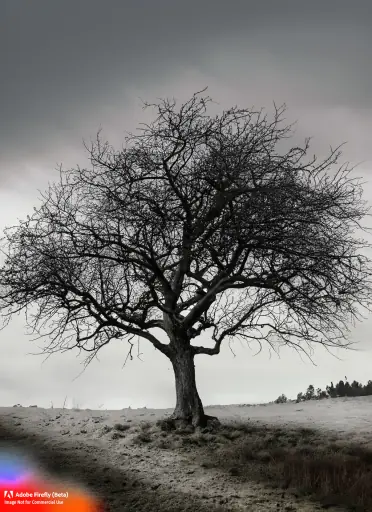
[0,447,105,511]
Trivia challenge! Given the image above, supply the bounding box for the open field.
[1,396,372,511]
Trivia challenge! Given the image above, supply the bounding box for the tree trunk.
[170,347,207,427]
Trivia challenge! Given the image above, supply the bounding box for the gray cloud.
[1,0,371,175]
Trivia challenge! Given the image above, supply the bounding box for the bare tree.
[1,89,372,427]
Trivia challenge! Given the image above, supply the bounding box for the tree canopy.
[1,89,372,426]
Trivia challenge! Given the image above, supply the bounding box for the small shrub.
[114,422,131,432]
[111,431,125,440]
[132,432,152,444]
[221,429,242,441]
[156,418,176,432]
[155,438,171,449]
[275,394,288,404]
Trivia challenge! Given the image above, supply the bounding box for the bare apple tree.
[1,89,372,427]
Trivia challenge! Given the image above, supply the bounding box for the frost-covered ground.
[0,396,371,511]
[207,395,372,445]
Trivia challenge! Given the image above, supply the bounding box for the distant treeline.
[274,378,372,404]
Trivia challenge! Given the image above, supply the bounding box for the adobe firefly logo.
[4,490,14,498]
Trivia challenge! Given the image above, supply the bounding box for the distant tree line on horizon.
[274,378,372,404]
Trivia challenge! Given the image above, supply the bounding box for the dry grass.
[200,423,372,511]
[132,431,152,444]
[133,418,372,511]
[113,422,131,432]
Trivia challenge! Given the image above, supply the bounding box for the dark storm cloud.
[1,0,371,182]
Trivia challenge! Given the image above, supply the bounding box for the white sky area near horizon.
[0,0,372,411]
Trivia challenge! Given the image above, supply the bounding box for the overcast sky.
[1,0,372,410]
